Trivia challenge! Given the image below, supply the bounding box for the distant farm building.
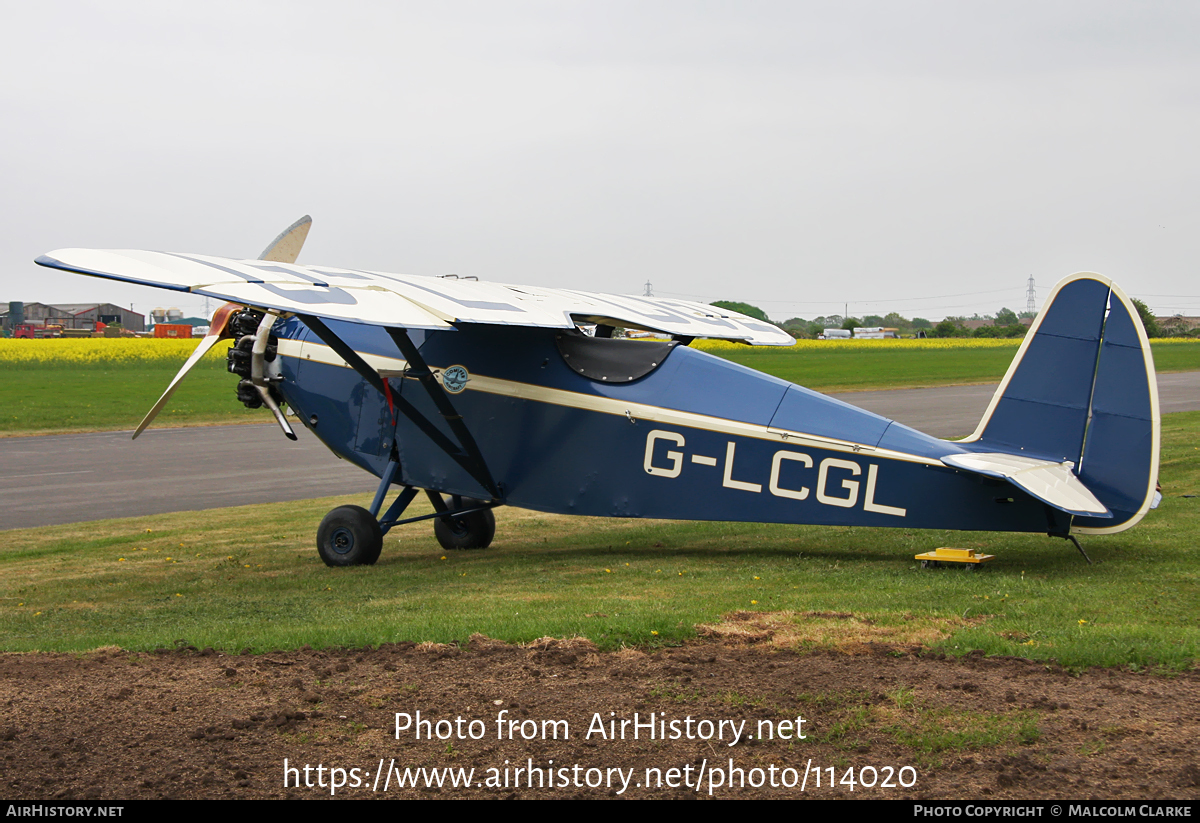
[1157,315,1200,335]
[853,327,900,339]
[818,327,899,339]
[1,302,145,333]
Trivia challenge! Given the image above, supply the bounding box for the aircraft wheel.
[433,500,495,551]
[317,505,383,566]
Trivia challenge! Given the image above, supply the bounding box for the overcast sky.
[2,1,1197,323]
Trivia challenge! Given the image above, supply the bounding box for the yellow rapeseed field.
[0,338,226,367]
[1,335,1191,367]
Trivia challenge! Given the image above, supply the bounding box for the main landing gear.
[299,322,503,567]
[316,460,499,566]
[431,496,495,551]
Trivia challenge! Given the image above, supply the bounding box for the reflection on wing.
[35,249,794,345]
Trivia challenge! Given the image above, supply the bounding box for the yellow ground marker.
[915,547,995,570]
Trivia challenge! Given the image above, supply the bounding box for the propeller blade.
[258,215,312,264]
[132,302,241,440]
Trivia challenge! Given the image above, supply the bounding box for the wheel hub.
[331,527,354,554]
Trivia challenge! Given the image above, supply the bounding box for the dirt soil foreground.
[2,636,1198,801]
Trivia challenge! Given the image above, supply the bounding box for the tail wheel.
[433,500,496,551]
[317,505,383,566]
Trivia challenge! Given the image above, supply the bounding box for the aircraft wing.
[35,248,793,345]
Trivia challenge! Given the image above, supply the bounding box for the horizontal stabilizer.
[941,453,1111,518]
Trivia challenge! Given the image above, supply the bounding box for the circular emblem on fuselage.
[441,365,470,394]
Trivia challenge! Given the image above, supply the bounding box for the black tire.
[317,505,383,567]
[433,499,496,551]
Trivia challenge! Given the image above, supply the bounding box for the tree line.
[711,298,1195,339]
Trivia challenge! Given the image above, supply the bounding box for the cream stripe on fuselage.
[277,338,944,467]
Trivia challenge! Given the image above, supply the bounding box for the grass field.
[3,410,1196,670]
[698,338,1200,392]
[0,340,258,434]
[2,338,1198,435]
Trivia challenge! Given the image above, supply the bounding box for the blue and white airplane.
[37,217,1160,566]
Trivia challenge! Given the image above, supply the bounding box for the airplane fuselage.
[272,318,1064,534]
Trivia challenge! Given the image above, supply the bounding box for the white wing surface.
[36,249,793,345]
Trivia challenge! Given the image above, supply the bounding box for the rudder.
[962,273,1159,533]
[1073,281,1160,532]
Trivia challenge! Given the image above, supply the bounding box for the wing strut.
[297,315,500,498]
[385,327,499,496]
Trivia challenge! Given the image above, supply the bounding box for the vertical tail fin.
[962,273,1160,533]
